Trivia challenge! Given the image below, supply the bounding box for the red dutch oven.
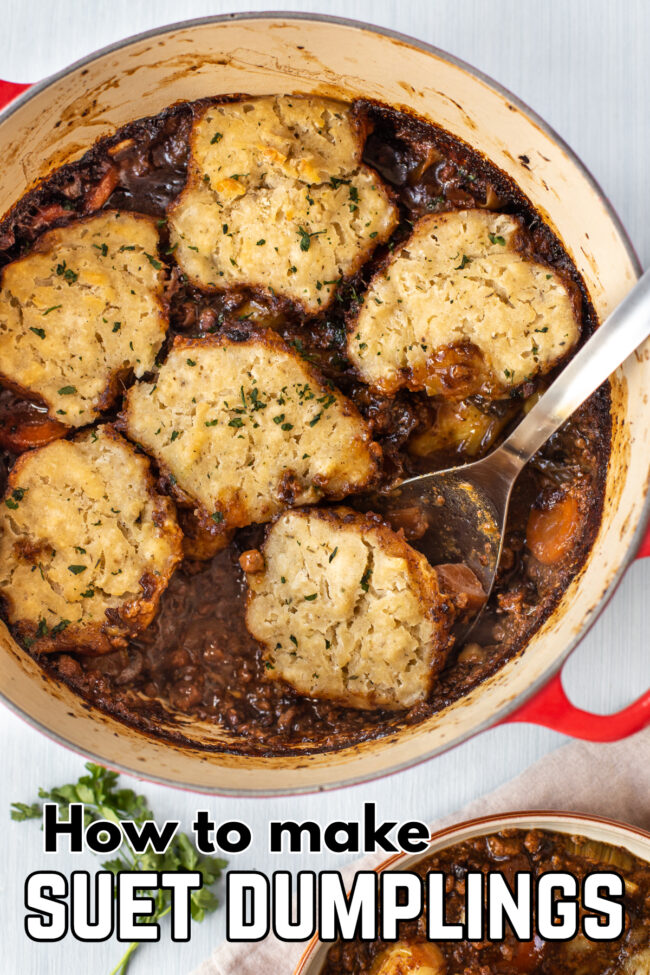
[0,14,648,795]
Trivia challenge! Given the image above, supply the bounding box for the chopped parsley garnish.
[297,226,326,252]
[304,593,318,601]
[281,422,293,431]
[68,565,86,575]
[454,254,472,270]
[488,233,506,246]
[55,261,78,284]
[256,239,266,246]
[170,430,180,441]
[5,487,26,510]
[50,619,71,636]
[289,338,313,361]
[211,512,224,524]
[57,385,77,395]
[186,358,196,367]
[42,305,62,316]
[360,567,372,592]
[112,322,121,332]
[328,547,338,563]
[228,417,244,428]
[30,327,46,339]
[249,388,266,411]
[210,131,223,144]
[144,252,162,270]
[92,242,108,256]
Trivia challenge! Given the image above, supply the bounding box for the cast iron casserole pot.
[294,811,650,974]
[0,13,648,795]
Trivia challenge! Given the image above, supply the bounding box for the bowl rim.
[294,808,650,974]
[0,11,647,796]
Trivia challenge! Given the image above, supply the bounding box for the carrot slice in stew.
[509,935,545,972]
[526,493,580,565]
[0,414,67,452]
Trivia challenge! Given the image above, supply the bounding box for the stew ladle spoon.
[370,269,650,638]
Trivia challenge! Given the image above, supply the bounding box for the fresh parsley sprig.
[11,762,227,975]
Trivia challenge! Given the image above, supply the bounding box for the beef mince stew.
[322,828,650,975]
[0,95,610,755]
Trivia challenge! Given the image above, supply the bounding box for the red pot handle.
[503,671,650,741]
[1,75,648,742]
[505,536,650,739]
[0,80,31,109]
[637,524,650,559]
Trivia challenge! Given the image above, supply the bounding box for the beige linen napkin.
[192,729,650,975]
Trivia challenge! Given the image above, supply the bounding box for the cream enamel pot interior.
[0,13,649,795]
[295,810,650,975]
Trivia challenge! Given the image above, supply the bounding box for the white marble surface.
[0,1,649,972]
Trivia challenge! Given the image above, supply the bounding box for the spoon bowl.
[370,450,518,640]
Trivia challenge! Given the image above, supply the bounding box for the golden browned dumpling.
[348,209,580,397]
[0,211,168,425]
[244,507,456,710]
[123,330,380,550]
[370,943,446,975]
[0,426,182,654]
[168,95,398,313]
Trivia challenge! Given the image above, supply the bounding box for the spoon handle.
[500,267,650,468]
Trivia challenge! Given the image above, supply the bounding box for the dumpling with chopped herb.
[167,95,398,314]
[0,426,182,654]
[242,507,461,711]
[348,209,580,398]
[122,328,380,554]
[369,942,446,975]
[0,211,168,426]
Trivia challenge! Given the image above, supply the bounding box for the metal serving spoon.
[371,268,650,635]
